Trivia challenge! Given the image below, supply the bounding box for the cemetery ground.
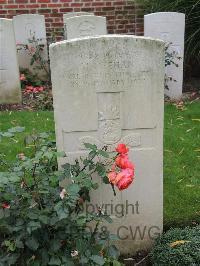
[0,101,199,230]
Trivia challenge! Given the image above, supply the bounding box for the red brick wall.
[0,0,144,41]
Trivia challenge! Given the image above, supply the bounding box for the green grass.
[0,103,200,228]
[164,102,200,228]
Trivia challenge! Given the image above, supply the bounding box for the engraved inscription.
[97,92,121,144]
[78,21,95,37]
[25,23,36,39]
[160,32,170,43]
[98,120,121,144]
[98,92,120,120]
[121,133,141,147]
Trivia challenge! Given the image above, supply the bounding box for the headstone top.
[63,15,107,40]
[50,34,164,48]
[63,12,94,20]
[145,12,185,18]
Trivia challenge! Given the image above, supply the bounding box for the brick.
[37,0,51,3]
[48,3,61,7]
[38,8,51,13]
[26,4,39,7]
[1,0,144,40]
[15,0,28,3]
[70,2,82,7]
[0,10,7,14]
[59,8,73,12]
[4,4,18,8]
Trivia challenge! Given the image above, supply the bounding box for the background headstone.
[13,14,48,79]
[63,12,94,40]
[0,19,21,104]
[50,35,165,253]
[63,15,107,40]
[144,12,185,99]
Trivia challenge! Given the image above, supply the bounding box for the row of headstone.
[0,12,107,104]
[0,11,185,104]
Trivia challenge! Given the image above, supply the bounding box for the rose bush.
[0,129,134,265]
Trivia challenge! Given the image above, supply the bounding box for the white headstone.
[64,15,107,40]
[13,14,48,79]
[50,35,165,254]
[0,19,21,104]
[144,12,185,99]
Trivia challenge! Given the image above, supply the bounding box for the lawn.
[0,102,200,229]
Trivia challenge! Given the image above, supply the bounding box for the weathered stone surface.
[144,12,185,99]
[13,14,48,79]
[63,15,107,39]
[0,19,21,104]
[50,35,165,254]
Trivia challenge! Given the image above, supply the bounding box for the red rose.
[108,171,117,184]
[116,169,134,190]
[115,154,134,170]
[116,143,129,154]
[2,203,10,209]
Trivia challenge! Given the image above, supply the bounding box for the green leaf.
[27,221,41,234]
[54,202,69,220]
[103,176,110,184]
[39,215,49,224]
[67,183,80,195]
[90,255,105,266]
[96,164,106,177]
[92,183,99,190]
[48,257,61,265]
[50,239,61,252]
[98,150,109,158]
[1,132,14,137]
[84,143,97,150]
[103,215,113,224]
[113,260,121,266]
[25,237,39,251]
[107,245,120,259]
[8,126,25,133]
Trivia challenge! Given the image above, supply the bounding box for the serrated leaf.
[98,150,109,158]
[84,143,97,150]
[48,257,61,265]
[113,260,121,266]
[25,237,39,251]
[67,183,80,195]
[50,239,61,252]
[107,245,120,259]
[90,255,105,266]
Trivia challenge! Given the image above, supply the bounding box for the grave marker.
[0,19,21,104]
[50,35,165,253]
[144,12,185,99]
[63,15,107,40]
